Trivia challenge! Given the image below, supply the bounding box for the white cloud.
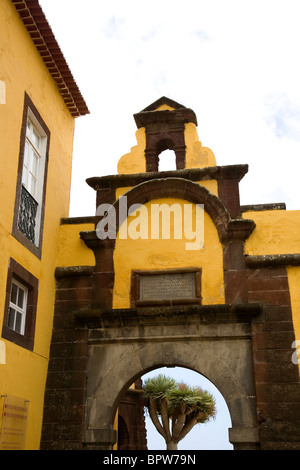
[264,93,300,141]
[102,15,126,39]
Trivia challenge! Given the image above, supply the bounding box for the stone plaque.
[0,395,29,450]
[139,272,196,301]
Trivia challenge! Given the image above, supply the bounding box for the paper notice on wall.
[0,80,5,104]
[0,395,29,450]
[0,341,5,364]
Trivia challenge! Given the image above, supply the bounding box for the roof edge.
[12,0,89,117]
[140,96,187,112]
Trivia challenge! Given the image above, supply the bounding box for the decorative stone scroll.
[131,268,202,306]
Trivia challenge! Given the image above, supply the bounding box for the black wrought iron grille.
[18,185,38,244]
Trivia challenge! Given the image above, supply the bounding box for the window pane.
[11,283,18,305]
[17,287,24,308]
[31,151,39,177]
[9,281,27,334]
[23,129,40,199]
[28,173,37,197]
[24,142,29,167]
[8,307,16,330]
[32,127,40,149]
[15,311,22,334]
[22,143,31,189]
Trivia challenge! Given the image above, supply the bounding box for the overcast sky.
[38,0,300,450]
[39,0,300,217]
[142,366,233,450]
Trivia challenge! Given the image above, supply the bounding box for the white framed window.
[8,279,28,335]
[22,113,47,202]
[19,111,47,246]
[2,258,39,350]
[14,93,50,256]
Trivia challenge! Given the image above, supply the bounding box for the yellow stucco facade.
[243,209,300,361]
[112,199,224,308]
[0,0,88,449]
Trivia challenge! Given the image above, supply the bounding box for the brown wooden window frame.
[12,92,50,259]
[2,258,38,351]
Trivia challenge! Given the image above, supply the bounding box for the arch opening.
[158,149,177,171]
[115,365,233,451]
[117,415,130,450]
[142,366,233,450]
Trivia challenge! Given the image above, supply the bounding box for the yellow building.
[0,0,88,449]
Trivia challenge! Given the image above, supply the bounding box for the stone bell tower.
[134,96,197,171]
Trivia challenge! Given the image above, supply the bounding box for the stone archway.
[83,304,260,450]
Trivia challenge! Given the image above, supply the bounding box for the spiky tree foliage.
[143,374,216,450]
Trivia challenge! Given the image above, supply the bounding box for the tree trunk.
[149,398,167,440]
[167,440,178,450]
[177,417,197,443]
[160,398,172,443]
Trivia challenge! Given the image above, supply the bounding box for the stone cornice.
[245,253,300,268]
[134,108,198,129]
[74,303,263,329]
[86,164,249,190]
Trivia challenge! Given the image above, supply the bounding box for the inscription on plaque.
[139,272,196,301]
[0,395,29,450]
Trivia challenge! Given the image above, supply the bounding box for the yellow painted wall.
[243,210,300,256]
[57,223,95,268]
[244,209,300,362]
[117,128,146,174]
[0,0,76,449]
[113,197,225,309]
[185,123,216,168]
